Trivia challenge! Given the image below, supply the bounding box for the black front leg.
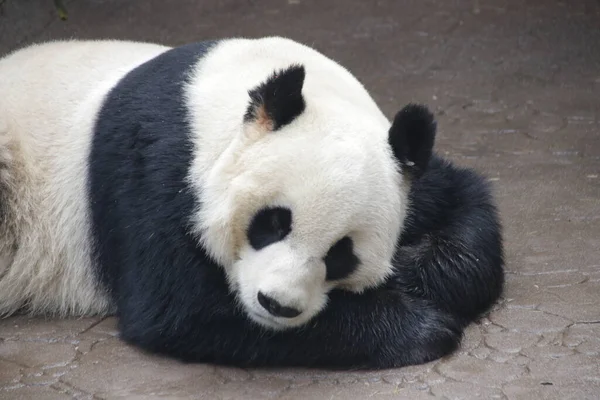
[117,276,462,369]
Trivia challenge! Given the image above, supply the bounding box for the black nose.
[257,292,302,318]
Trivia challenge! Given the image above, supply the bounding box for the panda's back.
[0,40,169,316]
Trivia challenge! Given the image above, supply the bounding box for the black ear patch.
[388,103,437,178]
[244,64,306,131]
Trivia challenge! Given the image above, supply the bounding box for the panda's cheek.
[232,259,259,293]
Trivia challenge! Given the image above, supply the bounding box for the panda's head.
[191,62,436,330]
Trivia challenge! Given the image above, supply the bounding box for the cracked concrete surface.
[1,0,599,398]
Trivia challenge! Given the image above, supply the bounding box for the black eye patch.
[247,207,292,250]
[324,236,360,281]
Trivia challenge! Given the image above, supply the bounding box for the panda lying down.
[0,37,504,369]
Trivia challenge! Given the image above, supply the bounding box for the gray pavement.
[1,0,599,399]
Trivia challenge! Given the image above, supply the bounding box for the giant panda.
[0,36,504,369]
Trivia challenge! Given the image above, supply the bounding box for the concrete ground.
[1,0,599,398]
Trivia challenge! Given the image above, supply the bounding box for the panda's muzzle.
[257,291,302,318]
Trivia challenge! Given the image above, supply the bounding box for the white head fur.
[184,37,412,330]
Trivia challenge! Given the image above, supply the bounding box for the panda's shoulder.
[414,154,493,204]
[99,41,218,113]
[400,154,496,243]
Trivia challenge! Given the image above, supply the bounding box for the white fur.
[0,39,170,316]
[184,37,407,329]
[0,37,408,331]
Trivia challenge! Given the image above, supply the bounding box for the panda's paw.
[370,298,464,369]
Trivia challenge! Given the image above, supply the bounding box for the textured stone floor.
[1,0,599,399]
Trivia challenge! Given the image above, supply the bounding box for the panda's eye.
[247,207,292,250]
[324,236,360,281]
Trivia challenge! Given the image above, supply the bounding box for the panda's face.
[188,59,435,330]
[225,125,405,329]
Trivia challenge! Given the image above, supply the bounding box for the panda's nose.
[257,292,302,318]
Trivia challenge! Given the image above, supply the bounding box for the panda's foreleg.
[387,160,505,325]
[115,263,461,369]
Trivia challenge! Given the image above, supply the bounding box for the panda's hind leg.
[0,118,113,318]
[0,117,25,315]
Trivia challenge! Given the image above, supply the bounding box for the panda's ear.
[388,103,436,178]
[244,64,306,133]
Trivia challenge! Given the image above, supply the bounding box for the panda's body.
[0,37,504,369]
[0,39,172,317]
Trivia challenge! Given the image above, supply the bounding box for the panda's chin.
[246,311,301,331]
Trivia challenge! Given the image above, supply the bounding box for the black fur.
[247,207,293,250]
[388,104,437,179]
[89,41,503,370]
[89,41,217,293]
[325,236,360,281]
[243,64,306,130]
[389,155,505,324]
